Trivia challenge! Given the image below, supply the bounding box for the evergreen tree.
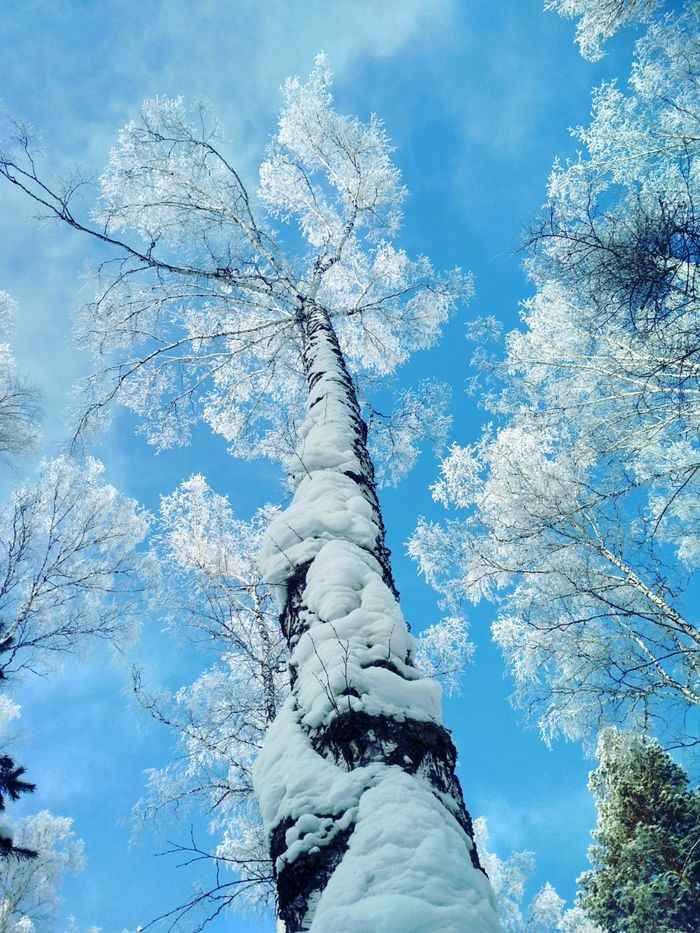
[0,756,36,860]
[0,623,36,860]
[579,728,700,933]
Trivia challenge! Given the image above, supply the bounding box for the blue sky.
[0,2,643,929]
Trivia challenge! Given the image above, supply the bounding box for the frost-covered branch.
[545,0,662,60]
[132,478,286,916]
[0,456,148,681]
[367,379,452,488]
[411,7,700,750]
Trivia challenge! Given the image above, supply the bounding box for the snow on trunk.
[255,301,501,932]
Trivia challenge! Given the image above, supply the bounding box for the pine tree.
[0,755,36,860]
[579,729,700,933]
[0,628,37,861]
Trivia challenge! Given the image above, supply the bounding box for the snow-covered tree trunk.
[256,300,499,932]
[0,57,500,929]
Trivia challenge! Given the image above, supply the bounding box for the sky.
[0,2,645,930]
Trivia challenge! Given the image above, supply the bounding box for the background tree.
[410,0,700,750]
[0,295,149,865]
[579,728,700,932]
[0,293,39,465]
[0,810,86,933]
[0,696,92,932]
[0,296,148,683]
[1,57,502,927]
[0,457,148,861]
[474,818,601,933]
[0,455,148,683]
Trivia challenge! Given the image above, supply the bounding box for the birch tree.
[1,58,501,931]
[0,296,148,864]
[410,3,700,749]
[133,476,474,927]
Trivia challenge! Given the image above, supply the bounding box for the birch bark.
[255,301,500,932]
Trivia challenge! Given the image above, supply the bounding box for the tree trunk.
[255,301,500,932]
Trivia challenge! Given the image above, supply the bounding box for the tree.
[0,297,149,865]
[0,455,148,681]
[473,818,601,933]
[0,810,85,932]
[0,757,36,861]
[472,817,536,933]
[133,475,475,928]
[0,298,148,683]
[578,728,700,932]
[0,453,148,860]
[0,696,89,932]
[0,58,504,928]
[409,1,700,749]
[0,691,106,932]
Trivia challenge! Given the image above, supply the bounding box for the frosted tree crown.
[87,55,469,460]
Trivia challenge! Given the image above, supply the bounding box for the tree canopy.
[579,729,700,932]
[410,0,700,749]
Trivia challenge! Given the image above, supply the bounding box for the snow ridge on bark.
[255,302,501,932]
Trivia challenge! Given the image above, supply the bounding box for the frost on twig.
[545,0,661,60]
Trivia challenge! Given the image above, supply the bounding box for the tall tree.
[0,59,501,930]
[132,476,473,927]
[410,1,700,749]
[579,729,700,932]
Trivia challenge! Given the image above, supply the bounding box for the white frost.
[311,770,498,933]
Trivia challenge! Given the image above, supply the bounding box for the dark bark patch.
[310,708,484,873]
[272,817,353,932]
[281,558,313,653]
[365,658,407,678]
